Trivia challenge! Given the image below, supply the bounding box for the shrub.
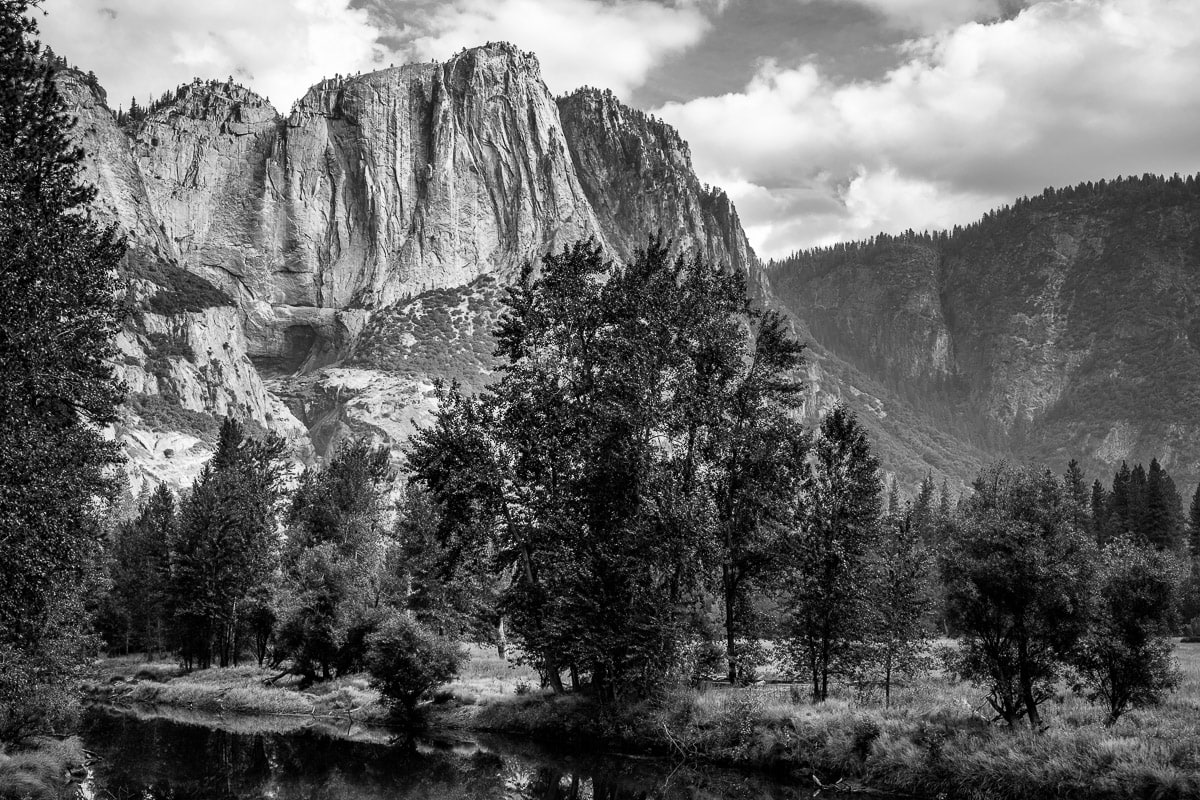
[364,613,464,720]
[1071,538,1183,724]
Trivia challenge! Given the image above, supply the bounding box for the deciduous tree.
[785,405,881,702]
[1071,537,1182,724]
[169,419,286,669]
[941,462,1096,729]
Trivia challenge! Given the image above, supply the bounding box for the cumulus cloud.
[362,0,713,98]
[42,0,712,110]
[658,0,1200,256]
[40,0,385,109]
[818,0,1016,33]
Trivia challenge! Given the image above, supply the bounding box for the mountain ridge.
[54,45,1200,498]
[768,173,1200,490]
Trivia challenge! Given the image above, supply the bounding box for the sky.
[39,0,1200,259]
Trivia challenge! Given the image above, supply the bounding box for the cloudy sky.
[40,0,1200,258]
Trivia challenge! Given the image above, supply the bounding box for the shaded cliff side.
[769,175,1200,488]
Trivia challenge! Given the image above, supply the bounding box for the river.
[78,704,851,800]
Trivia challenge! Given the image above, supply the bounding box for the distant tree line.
[768,172,1200,284]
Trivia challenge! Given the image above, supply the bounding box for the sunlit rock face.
[73,43,1191,498]
[61,44,794,494]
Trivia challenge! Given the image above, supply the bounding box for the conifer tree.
[1108,462,1133,536]
[1091,479,1109,544]
[1064,459,1090,531]
[1145,459,1183,550]
[0,0,125,740]
[1190,483,1200,558]
[911,471,936,542]
[1129,463,1149,537]
[106,484,175,655]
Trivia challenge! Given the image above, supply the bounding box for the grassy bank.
[84,658,391,723]
[83,645,538,723]
[86,644,1200,799]
[0,738,86,800]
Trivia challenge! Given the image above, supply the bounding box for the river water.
[78,704,843,800]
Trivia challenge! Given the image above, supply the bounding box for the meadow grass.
[87,643,1200,798]
[0,737,85,800]
[466,642,1200,798]
[85,644,535,724]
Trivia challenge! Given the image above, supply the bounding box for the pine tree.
[1129,463,1149,538]
[1091,479,1109,544]
[107,484,175,655]
[0,0,125,741]
[1145,459,1182,550]
[1108,462,1132,536]
[911,472,936,542]
[1189,483,1200,558]
[1064,459,1090,531]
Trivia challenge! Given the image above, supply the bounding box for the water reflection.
[79,705,814,800]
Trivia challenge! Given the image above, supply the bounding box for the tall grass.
[469,642,1200,799]
[87,644,1200,798]
[0,738,84,800]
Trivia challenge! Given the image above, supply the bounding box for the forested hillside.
[769,174,1200,490]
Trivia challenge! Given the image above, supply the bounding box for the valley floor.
[81,643,1200,800]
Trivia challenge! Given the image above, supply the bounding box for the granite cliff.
[59,45,1197,496]
[768,176,1200,489]
[59,45,813,495]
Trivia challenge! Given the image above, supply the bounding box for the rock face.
[768,177,1200,488]
[557,89,757,279]
[61,44,790,493]
[64,46,1200,496]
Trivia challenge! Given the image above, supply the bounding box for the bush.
[364,613,464,719]
[1071,538,1183,724]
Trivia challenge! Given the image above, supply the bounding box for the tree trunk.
[1017,636,1041,730]
[810,644,821,704]
[544,654,565,694]
[495,617,507,660]
[724,564,738,684]
[884,649,893,709]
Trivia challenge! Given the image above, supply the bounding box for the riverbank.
[83,643,1200,800]
[0,737,87,800]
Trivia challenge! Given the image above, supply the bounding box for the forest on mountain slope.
[768,173,1200,490]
